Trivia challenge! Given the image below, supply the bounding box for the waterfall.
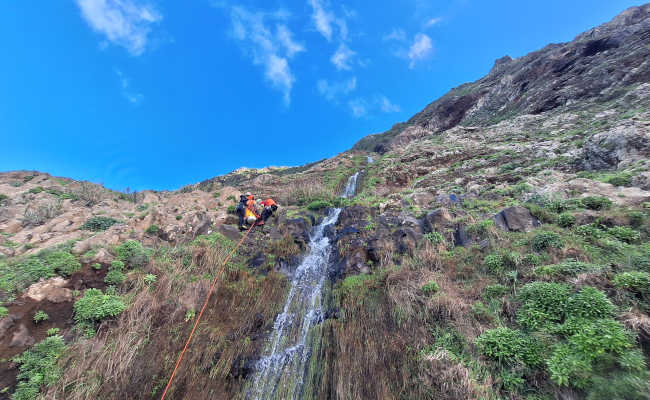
[246,173,359,400]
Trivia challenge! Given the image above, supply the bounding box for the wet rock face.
[494,206,540,233]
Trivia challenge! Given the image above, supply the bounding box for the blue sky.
[0,0,643,190]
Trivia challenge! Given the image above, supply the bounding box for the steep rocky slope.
[1,4,650,400]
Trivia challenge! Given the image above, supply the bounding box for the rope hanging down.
[160,224,256,400]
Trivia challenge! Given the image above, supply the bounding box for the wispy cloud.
[317,77,357,102]
[383,28,406,42]
[424,17,442,28]
[408,33,433,68]
[378,95,400,112]
[307,0,348,41]
[76,0,162,56]
[115,69,143,104]
[348,95,400,118]
[330,43,356,71]
[228,6,305,105]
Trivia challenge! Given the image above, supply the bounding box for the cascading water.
[246,172,359,400]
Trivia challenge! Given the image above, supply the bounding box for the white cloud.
[348,98,367,118]
[115,69,143,104]
[424,17,442,27]
[76,0,162,56]
[408,33,433,68]
[317,77,357,101]
[307,0,348,41]
[330,43,356,71]
[348,95,400,118]
[383,28,406,42]
[229,6,305,104]
[378,95,400,113]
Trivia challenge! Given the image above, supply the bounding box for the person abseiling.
[259,198,278,225]
[236,192,250,230]
[244,193,260,227]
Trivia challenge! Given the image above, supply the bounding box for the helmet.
[245,192,252,197]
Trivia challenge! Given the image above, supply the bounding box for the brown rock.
[10,324,35,347]
[494,206,540,232]
[24,277,73,303]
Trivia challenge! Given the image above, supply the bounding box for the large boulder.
[423,208,453,233]
[23,277,73,303]
[494,206,540,232]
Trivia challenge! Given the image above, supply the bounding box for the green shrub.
[73,288,126,324]
[11,335,66,400]
[226,204,237,214]
[0,193,9,205]
[176,215,182,220]
[534,261,597,278]
[484,253,504,273]
[424,231,444,246]
[557,213,576,228]
[565,287,616,320]
[28,186,44,194]
[104,269,125,286]
[45,251,81,276]
[46,328,60,336]
[115,240,149,268]
[420,281,439,295]
[33,310,49,323]
[475,327,543,367]
[575,224,605,239]
[517,282,571,330]
[145,224,159,235]
[144,274,157,285]
[483,284,509,300]
[607,226,641,243]
[604,173,633,187]
[0,258,54,299]
[521,253,543,266]
[547,343,593,388]
[92,263,102,270]
[531,231,563,252]
[80,216,120,231]
[467,219,494,236]
[525,203,556,224]
[582,196,612,210]
[569,318,632,357]
[0,305,8,318]
[587,370,650,400]
[110,260,125,271]
[306,199,332,210]
[613,271,650,294]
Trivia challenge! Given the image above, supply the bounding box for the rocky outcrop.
[353,4,650,151]
[579,119,650,170]
[494,206,540,232]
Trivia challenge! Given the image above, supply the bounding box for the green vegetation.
[11,336,66,400]
[607,226,641,243]
[46,328,60,336]
[534,261,599,278]
[0,305,8,318]
[115,240,149,268]
[613,271,650,294]
[227,204,237,214]
[420,281,439,295]
[44,250,81,276]
[424,231,444,246]
[33,310,49,323]
[144,273,157,285]
[531,231,563,252]
[556,213,576,228]
[80,216,120,231]
[306,199,332,210]
[105,260,126,286]
[73,288,126,327]
[145,224,160,235]
[582,196,612,210]
[28,186,44,194]
[475,327,542,367]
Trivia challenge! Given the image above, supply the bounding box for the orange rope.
[160,223,255,400]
